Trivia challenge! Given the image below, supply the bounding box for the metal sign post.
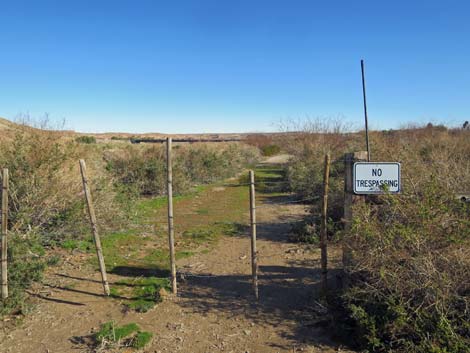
[361,60,371,162]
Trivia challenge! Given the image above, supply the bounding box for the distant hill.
[0,117,74,136]
[0,116,286,141]
[0,117,20,131]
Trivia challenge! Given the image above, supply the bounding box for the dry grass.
[280,121,470,352]
[0,119,259,316]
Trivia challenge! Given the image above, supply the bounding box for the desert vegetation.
[1,117,469,353]
[246,133,282,156]
[279,120,470,352]
[0,120,260,316]
[106,142,259,197]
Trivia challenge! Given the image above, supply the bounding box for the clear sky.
[0,1,468,133]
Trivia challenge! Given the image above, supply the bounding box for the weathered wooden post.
[1,169,9,299]
[79,160,110,296]
[249,170,259,300]
[320,154,330,295]
[166,138,177,295]
[342,151,368,286]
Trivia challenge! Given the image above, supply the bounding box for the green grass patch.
[215,221,248,236]
[111,277,170,313]
[126,298,156,313]
[109,287,121,298]
[134,185,208,222]
[141,249,168,265]
[46,255,61,266]
[95,321,140,342]
[93,230,147,270]
[255,165,286,181]
[195,208,209,215]
[132,331,153,349]
[94,321,153,349]
[182,227,218,244]
[254,165,291,195]
[135,196,168,216]
[182,222,246,245]
[237,165,289,194]
[176,250,194,259]
[61,238,94,252]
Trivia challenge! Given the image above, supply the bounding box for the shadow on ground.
[172,163,343,349]
[109,266,170,278]
[177,258,343,350]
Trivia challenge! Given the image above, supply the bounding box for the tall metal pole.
[361,59,371,162]
[166,138,177,294]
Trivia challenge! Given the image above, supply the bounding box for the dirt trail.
[0,165,350,353]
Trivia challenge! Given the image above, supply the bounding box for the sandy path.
[261,154,292,164]
[0,177,350,353]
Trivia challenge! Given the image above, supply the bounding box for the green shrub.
[281,123,353,241]
[0,121,124,316]
[289,219,319,244]
[75,135,96,144]
[110,136,128,141]
[106,143,260,197]
[336,128,470,352]
[0,127,80,234]
[280,122,470,352]
[0,234,47,316]
[105,145,167,196]
[340,182,470,352]
[260,144,281,156]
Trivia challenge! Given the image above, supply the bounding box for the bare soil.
[0,166,352,353]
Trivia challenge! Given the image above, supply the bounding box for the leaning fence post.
[249,170,259,300]
[79,160,110,296]
[166,138,177,295]
[342,151,368,286]
[320,154,330,296]
[1,169,9,299]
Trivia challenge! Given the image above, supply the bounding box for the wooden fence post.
[1,169,8,299]
[342,151,368,286]
[249,170,259,300]
[320,154,330,296]
[79,160,110,296]
[166,138,177,295]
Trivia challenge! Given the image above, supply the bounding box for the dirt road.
[0,165,350,353]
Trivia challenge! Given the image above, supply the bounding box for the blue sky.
[0,1,469,133]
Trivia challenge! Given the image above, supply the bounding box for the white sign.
[353,162,401,194]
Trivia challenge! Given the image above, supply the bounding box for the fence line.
[5,159,317,303]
